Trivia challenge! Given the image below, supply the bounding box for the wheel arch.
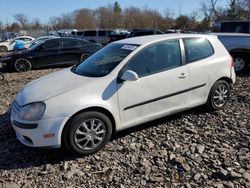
[61,106,117,144]
[217,76,233,85]
[229,49,250,60]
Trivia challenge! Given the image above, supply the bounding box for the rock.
[222,182,234,188]
[159,150,168,156]
[169,153,176,160]
[149,175,164,182]
[214,183,224,188]
[63,161,69,171]
[196,145,205,154]
[22,182,32,188]
[130,142,137,150]
[193,173,201,181]
[63,171,74,180]
[147,141,154,149]
[243,171,250,182]
[230,171,242,178]
[182,163,191,172]
[0,183,20,188]
[219,167,228,177]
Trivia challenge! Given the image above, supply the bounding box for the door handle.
[178,73,187,79]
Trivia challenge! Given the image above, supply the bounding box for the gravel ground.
[0,68,249,188]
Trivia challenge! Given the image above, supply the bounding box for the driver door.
[34,39,61,68]
[117,39,189,128]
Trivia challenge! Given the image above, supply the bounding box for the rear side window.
[184,38,214,63]
[84,31,97,37]
[62,39,80,47]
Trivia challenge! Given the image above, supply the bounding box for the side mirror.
[120,70,139,82]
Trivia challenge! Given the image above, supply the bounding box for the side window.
[98,30,106,37]
[42,40,60,50]
[62,39,80,47]
[126,39,181,78]
[84,31,97,37]
[80,40,88,45]
[184,38,214,63]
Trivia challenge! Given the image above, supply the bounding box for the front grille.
[12,101,21,114]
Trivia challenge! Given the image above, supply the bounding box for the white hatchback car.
[11,34,236,155]
[0,36,34,52]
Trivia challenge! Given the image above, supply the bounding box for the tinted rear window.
[84,31,97,36]
[221,22,249,33]
[184,38,214,63]
[98,31,106,37]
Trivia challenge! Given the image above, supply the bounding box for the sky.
[0,0,228,24]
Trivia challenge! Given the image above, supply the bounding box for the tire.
[0,46,8,52]
[80,53,90,62]
[14,58,32,72]
[206,80,230,111]
[63,111,112,156]
[233,55,246,72]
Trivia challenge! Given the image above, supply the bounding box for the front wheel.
[14,58,32,72]
[0,45,8,52]
[63,111,112,155]
[206,80,230,111]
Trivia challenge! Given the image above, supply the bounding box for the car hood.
[0,41,9,46]
[15,68,97,106]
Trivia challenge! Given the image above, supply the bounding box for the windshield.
[72,43,139,77]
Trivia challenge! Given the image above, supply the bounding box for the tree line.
[0,0,250,33]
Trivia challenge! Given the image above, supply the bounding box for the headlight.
[18,102,46,121]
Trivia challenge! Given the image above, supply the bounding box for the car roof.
[114,34,217,45]
[207,32,250,37]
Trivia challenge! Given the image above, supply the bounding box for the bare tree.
[14,13,29,29]
[30,18,43,30]
[74,8,96,29]
[96,5,114,29]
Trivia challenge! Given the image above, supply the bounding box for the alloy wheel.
[14,58,32,72]
[74,118,106,150]
[0,46,8,52]
[80,53,90,62]
[212,83,229,108]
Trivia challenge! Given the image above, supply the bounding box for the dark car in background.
[127,29,164,38]
[107,29,164,43]
[107,33,129,43]
[213,20,250,34]
[0,37,102,72]
[73,29,114,45]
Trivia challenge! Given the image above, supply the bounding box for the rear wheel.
[206,80,230,111]
[14,58,32,72]
[0,46,8,52]
[63,111,112,155]
[80,53,90,62]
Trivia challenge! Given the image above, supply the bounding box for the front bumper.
[11,109,69,148]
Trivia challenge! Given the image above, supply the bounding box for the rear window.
[184,38,214,63]
[133,31,154,37]
[98,30,107,37]
[221,22,249,33]
[84,31,97,37]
